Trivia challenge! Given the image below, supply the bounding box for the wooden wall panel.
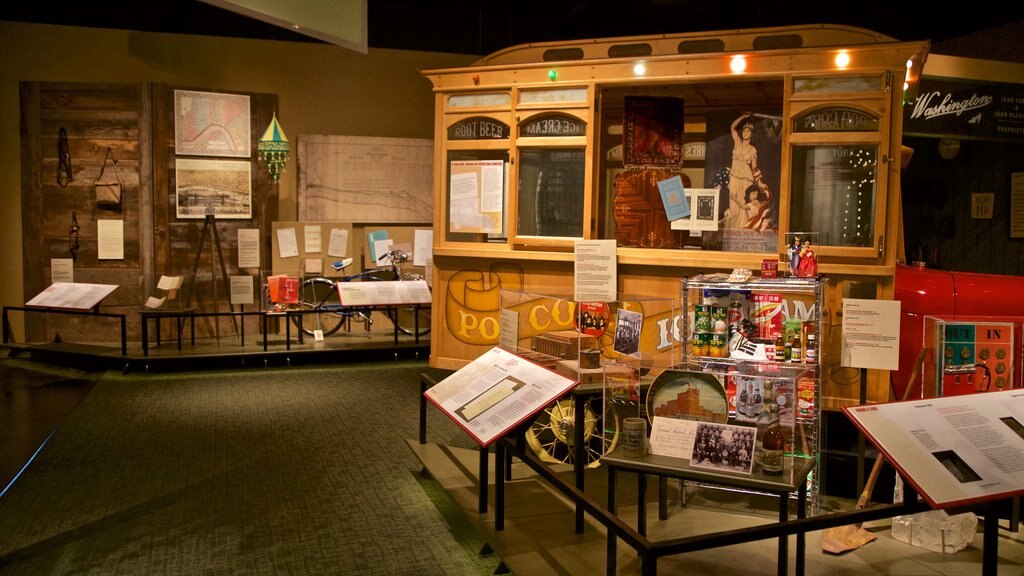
[20,82,279,345]
[21,82,142,344]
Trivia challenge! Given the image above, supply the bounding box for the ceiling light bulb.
[729,55,746,74]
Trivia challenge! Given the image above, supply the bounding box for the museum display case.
[679,273,824,505]
[498,289,675,467]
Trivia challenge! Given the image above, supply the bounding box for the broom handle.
[853,347,927,510]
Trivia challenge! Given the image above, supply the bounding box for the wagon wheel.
[525,396,620,468]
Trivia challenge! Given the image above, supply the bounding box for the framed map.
[174,90,251,158]
[298,135,433,222]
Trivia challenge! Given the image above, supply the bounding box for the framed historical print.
[175,158,252,219]
[174,90,251,158]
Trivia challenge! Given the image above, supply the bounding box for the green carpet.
[0,360,495,575]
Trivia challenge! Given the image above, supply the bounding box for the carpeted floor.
[0,359,495,575]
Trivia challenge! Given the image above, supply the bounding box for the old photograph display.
[175,159,252,219]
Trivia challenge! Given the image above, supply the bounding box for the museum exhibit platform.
[1,313,429,373]
[408,440,1024,576]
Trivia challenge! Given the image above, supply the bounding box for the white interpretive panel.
[845,389,1024,508]
[335,280,431,306]
[26,283,119,311]
[424,346,578,446]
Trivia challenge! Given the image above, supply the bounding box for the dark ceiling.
[2,1,1021,56]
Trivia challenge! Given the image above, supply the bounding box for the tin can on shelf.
[692,332,711,356]
[693,304,712,333]
[708,333,727,357]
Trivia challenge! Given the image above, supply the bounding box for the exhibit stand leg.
[188,213,238,341]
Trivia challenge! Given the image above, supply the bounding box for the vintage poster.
[623,95,684,168]
[704,109,783,251]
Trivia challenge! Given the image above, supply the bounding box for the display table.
[601,448,814,576]
[140,309,266,356]
[3,305,127,356]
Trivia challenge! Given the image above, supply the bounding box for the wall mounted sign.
[903,78,1024,143]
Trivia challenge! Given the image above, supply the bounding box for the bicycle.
[290,249,431,339]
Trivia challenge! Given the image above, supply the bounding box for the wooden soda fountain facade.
[421,24,929,411]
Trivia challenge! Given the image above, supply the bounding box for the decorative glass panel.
[520,114,586,137]
[517,148,585,237]
[793,76,882,95]
[519,88,588,104]
[793,107,879,133]
[448,117,510,140]
[448,93,511,108]
[790,146,877,247]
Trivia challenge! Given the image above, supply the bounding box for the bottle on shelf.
[774,332,786,362]
[727,293,744,340]
[790,334,802,363]
[805,333,817,364]
[754,386,784,473]
[760,399,785,475]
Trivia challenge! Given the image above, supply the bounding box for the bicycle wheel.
[525,396,620,469]
[292,277,345,337]
[387,306,431,337]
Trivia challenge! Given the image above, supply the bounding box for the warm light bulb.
[633,63,646,76]
[729,55,747,74]
[835,51,850,69]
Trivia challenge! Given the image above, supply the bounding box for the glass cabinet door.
[790,145,878,248]
[517,147,586,238]
[787,100,889,260]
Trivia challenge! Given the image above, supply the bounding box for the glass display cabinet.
[498,289,676,468]
[680,274,825,508]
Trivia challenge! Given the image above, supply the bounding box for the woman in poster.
[723,112,759,229]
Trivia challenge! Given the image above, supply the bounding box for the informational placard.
[229,275,254,305]
[423,346,578,446]
[303,225,322,253]
[448,160,504,234]
[336,280,431,306]
[97,219,124,260]
[841,298,901,370]
[328,228,349,257]
[50,258,74,284]
[276,227,299,258]
[413,229,433,267]
[26,282,118,311]
[574,239,617,302]
[499,308,519,350]
[237,229,260,269]
[845,389,1024,508]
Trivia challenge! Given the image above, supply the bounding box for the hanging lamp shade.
[257,113,289,183]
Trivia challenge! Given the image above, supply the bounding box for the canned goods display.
[708,333,727,357]
[692,332,711,355]
[693,305,712,333]
[712,306,728,334]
